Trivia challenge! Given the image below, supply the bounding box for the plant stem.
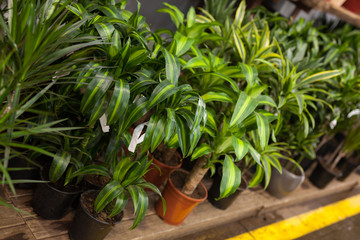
[330,150,351,170]
[327,141,344,165]
[316,134,333,152]
[181,157,209,196]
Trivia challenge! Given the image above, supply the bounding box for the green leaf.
[94,22,115,41]
[293,93,304,114]
[230,92,258,127]
[188,125,201,157]
[191,143,212,161]
[175,115,190,157]
[256,95,277,108]
[174,32,195,56]
[128,185,148,229]
[298,70,343,87]
[163,48,180,86]
[49,150,71,183]
[107,80,130,125]
[88,94,109,126]
[248,164,264,188]
[232,136,249,161]
[248,144,261,166]
[232,30,246,61]
[261,156,272,189]
[184,57,207,69]
[113,157,136,182]
[233,0,246,28]
[94,180,124,212]
[108,192,128,218]
[219,155,241,199]
[71,165,110,178]
[267,154,282,174]
[164,108,176,144]
[81,71,113,113]
[151,117,165,152]
[121,97,148,132]
[202,92,233,103]
[158,3,184,28]
[239,63,258,87]
[147,80,178,110]
[255,112,270,151]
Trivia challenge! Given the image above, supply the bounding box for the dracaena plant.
[0,0,100,203]
[70,152,164,229]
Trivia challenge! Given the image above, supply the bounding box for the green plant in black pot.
[68,152,164,240]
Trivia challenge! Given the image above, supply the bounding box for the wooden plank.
[25,212,74,240]
[41,234,70,240]
[6,187,33,198]
[0,205,25,230]
[11,195,36,219]
[0,186,11,202]
[0,224,36,240]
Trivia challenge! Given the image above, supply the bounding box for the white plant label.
[99,113,110,133]
[347,109,360,118]
[330,119,337,129]
[128,122,148,153]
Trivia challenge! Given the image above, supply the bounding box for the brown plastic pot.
[309,158,342,189]
[155,169,207,225]
[343,0,360,14]
[144,152,182,188]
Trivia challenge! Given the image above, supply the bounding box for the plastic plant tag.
[330,119,337,129]
[347,109,360,118]
[99,113,110,133]
[128,122,148,152]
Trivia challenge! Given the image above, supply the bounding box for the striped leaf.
[151,117,166,152]
[122,97,148,132]
[130,78,157,96]
[232,30,246,61]
[141,114,157,154]
[74,62,100,91]
[255,112,270,151]
[192,97,207,130]
[147,80,178,110]
[248,164,264,188]
[49,150,71,183]
[88,94,109,126]
[125,49,148,69]
[94,22,115,41]
[248,144,261,166]
[71,165,110,178]
[94,180,124,212]
[298,70,343,87]
[81,71,113,113]
[267,154,282,174]
[239,63,258,87]
[164,108,176,144]
[184,57,207,69]
[158,3,184,28]
[162,48,180,86]
[191,143,212,161]
[233,0,246,28]
[219,155,241,199]
[188,125,201,157]
[230,92,258,127]
[194,72,240,93]
[293,93,304,114]
[107,80,130,125]
[128,185,148,229]
[113,157,136,183]
[202,92,233,103]
[256,95,277,108]
[108,192,128,218]
[174,32,194,56]
[175,115,190,157]
[261,156,272,189]
[232,136,249,161]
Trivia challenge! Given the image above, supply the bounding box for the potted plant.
[68,153,164,240]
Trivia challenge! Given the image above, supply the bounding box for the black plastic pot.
[266,164,305,198]
[337,157,360,181]
[208,167,248,210]
[68,190,123,240]
[32,169,82,219]
[309,158,342,189]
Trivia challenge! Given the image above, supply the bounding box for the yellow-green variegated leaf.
[121,97,148,132]
[261,155,272,189]
[188,125,201,157]
[297,70,343,87]
[191,143,212,161]
[184,57,207,69]
[219,155,241,199]
[239,63,258,87]
[255,112,270,151]
[232,29,246,61]
[107,80,130,125]
[81,71,112,113]
[248,143,261,166]
[94,180,123,213]
[230,91,258,127]
[158,3,184,28]
[88,94,109,126]
[248,164,264,188]
[233,0,246,28]
[147,80,178,110]
[256,95,277,109]
[75,62,101,91]
[163,48,180,86]
[151,117,166,152]
[94,22,115,41]
[49,150,71,183]
[127,185,148,229]
[232,136,249,161]
[202,92,233,103]
[192,97,207,130]
[266,154,282,174]
[174,32,195,56]
[175,115,190,157]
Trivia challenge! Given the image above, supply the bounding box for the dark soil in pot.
[152,149,181,166]
[84,175,111,190]
[68,190,123,240]
[32,167,82,219]
[171,170,206,199]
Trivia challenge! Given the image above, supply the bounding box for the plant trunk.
[181,157,209,196]
[330,150,351,170]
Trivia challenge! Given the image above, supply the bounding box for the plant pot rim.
[317,158,342,177]
[168,169,208,202]
[79,190,123,225]
[40,167,83,195]
[149,151,182,169]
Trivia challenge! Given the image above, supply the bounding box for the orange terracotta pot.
[343,0,360,14]
[155,169,208,225]
[144,152,182,188]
